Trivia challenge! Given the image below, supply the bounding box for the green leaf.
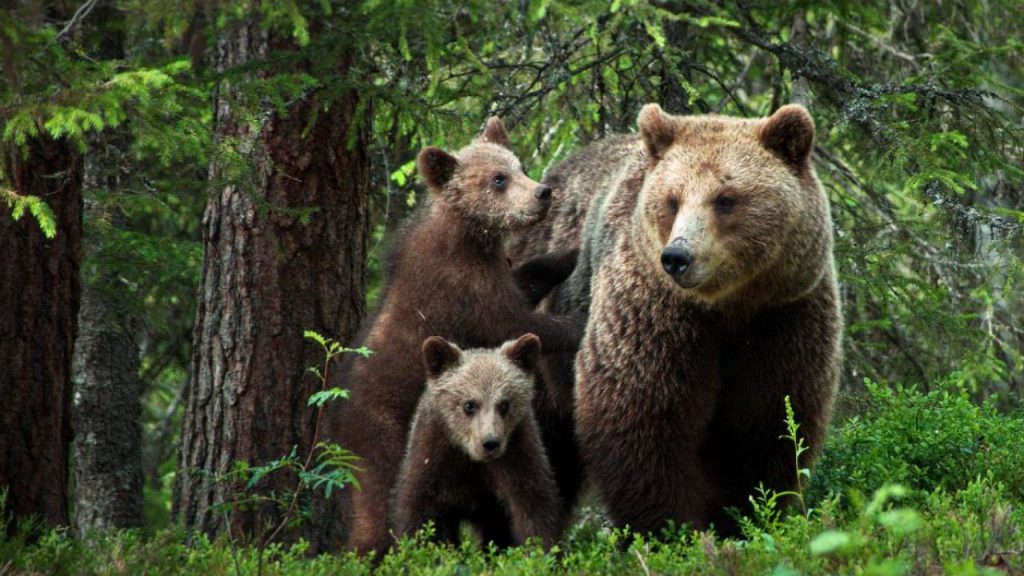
[2,191,58,238]
[809,530,853,555]
[303,330,328,347]
[308,387,351,407]
[877,508,923,535]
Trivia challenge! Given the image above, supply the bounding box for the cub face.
[417,117,553,231]
[420,334,541,462]
[634,103,825,303]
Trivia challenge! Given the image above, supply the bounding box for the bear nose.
[661,245,693,277]
[482,437,500,454]
[534,185,552,201]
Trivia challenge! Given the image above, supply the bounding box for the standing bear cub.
[325,118,581,556]
[526,104,842,537]
[392,334,563,548]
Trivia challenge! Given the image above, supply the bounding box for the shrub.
[809,380,1024,505]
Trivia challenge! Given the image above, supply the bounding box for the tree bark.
[0,134,83,533]
[72,131,145,533]
[72,277,145,532]
[173,18,370,540]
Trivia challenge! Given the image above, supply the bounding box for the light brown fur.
[515,104,842,536]
[391,335,564,548]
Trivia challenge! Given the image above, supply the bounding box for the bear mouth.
[515,206,550,227]
[663,264,709,291]
[669,273,702,289]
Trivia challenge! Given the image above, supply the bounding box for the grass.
[3,382,1022,575]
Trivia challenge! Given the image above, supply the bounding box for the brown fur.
[391,334,563,548]
[506,136,644,518]
[325,118,581,556]
[517,104,842,536]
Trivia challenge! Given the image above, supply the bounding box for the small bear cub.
[392,334,563,549]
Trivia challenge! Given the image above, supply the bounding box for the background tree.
[70,2,146,533]
[1,0,208,533]
[0,132,82,533]
[172,5,372,539]
[0,6,84,533]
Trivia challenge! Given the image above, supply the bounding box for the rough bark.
[72,132,144,533]
[0,134,83,532]
[173,18,370,539]
[72,278,145,532]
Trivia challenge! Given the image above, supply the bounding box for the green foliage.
[1,189,57,237]
[208,330,362,564]
[809,380,1024,505]
[3,477,1021,574]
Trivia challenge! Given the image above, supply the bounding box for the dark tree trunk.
[173,19,371,539]
[72,132,145,532]
[0,135,83,532]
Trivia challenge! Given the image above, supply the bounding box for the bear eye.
[462,400,477,416]
[714,195,736,215]
[497,400,510,416]
[666,197,679,213]
[492,173,508,191]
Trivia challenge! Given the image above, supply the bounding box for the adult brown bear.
[518,104,842,536]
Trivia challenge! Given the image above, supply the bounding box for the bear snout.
[661,244,694,278]
[534,185,552,201]
[482,436,501,454]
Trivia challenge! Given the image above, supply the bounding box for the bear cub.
[327,117,581,556]
[392,334,563,549]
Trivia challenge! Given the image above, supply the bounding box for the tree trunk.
[72,132,145,533]
[173,18,371,540]
[0,135,83,533]
[72,278,145,532]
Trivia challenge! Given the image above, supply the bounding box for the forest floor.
[4,383,1023,575]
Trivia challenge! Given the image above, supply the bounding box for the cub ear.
[476,116,510,148]
[637,103,677,161]
[421,336,462,379]
[501,333,542,374]
[417,146,459,190]
[758,104,815,169]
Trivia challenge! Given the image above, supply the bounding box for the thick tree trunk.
[72,133,145,533]
[173,18,370,539]
[0,135,83,532]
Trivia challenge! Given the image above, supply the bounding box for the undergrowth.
[3,382,1022,575]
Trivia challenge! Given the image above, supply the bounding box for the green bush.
[809,380,1024,505]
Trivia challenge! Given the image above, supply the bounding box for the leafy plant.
[209,330,368,575]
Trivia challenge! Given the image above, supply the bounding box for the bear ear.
[417,146,459,190]
[637,103,677,161]
[501,333,542,374]
[476,116,510,148]
[421,336,462,379]
[758,104,815,169]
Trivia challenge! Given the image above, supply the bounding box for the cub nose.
[534,185,552,201]
[482,437,500,454]
[661,246,693,277]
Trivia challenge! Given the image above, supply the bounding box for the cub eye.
[497,400,510,416]
[492,173,508,191]
[713,195,736,215]
[463,401,477,416]
[666,197,679,213]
